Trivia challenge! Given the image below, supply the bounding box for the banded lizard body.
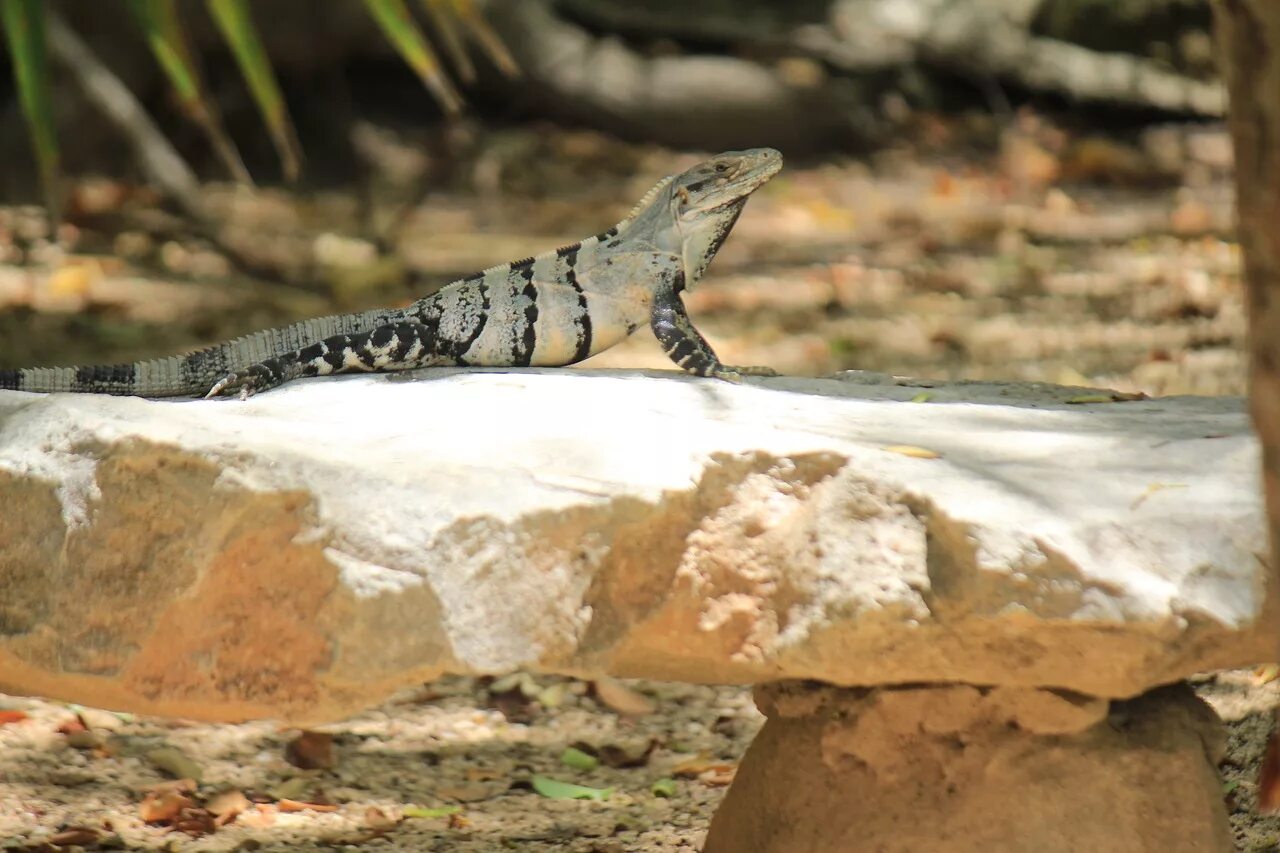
[0,148,782,399]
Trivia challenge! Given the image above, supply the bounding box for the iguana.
[0,148,782,399]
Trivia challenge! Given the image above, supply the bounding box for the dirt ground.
[0,117,1274,850]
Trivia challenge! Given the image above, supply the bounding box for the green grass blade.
[419,0,474,83]
[0,0,59,214]
[205,0,301,181]
[127,0,251,183]
[452,0,518,79]
[363,0,462,115]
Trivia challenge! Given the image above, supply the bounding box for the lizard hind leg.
[204,322,438,399]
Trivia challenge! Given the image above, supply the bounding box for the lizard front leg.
[649,295,776,383]
[205,321,439,398]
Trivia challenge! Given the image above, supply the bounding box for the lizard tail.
[1,308,397,397]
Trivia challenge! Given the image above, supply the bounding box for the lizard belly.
[517,285,643,366]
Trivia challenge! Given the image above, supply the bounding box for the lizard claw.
[204,370,261,399]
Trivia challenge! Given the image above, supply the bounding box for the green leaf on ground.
[531,775,612,801]
[559,746,600,772]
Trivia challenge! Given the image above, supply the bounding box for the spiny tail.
[0,307,399,397]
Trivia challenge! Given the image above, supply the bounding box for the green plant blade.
[0,0,59,214]
[205,0,301,181]
[363,0,462,115]
[419,0,473,83]
[127,0,250,183]
[452,0,518,79]
[530,775,612,801]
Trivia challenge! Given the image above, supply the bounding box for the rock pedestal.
[705,682,1232,853]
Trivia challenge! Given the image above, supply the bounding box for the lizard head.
[670,148,783,222]
[666,148,782,286]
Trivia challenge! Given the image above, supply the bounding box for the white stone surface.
[0,370,1271,721]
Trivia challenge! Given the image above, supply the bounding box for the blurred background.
[0,0,1242,396]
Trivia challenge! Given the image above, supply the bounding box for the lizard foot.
[711,365,777,383]
[204,364,274,400]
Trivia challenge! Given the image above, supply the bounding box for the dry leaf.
[139,789,195,824]
[147,746,204,782]
[48,826,100,846]
[881,445,941,459]
[237,805,278,829]
[278,798,340,814]
[672,752,737,784]
[364,805,400,832]
[593,678,656,716]
[285,730,335,770]
[207,789,251,825]
[699,766,737,787]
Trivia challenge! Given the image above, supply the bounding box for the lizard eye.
[714,163,729,173]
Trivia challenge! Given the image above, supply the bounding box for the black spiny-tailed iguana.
[0,148,782,399]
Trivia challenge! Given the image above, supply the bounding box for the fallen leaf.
[48,826,100,846]
[0,710,29,725]
[238,805,278,829]
[881,445,941,459]
[909,392,932,403]
[404,805,462,819]
[170,808,218,837]
[278,798,340,813]
[139,789,195,824]
[538,683,568,708]
[1065,394,1118,404]
[449,812,472,830]
[269,776,313,802]
[147,746,204,782]
[286,730,335,770]
[671,752,737,782]
[593,678,656,716]
[699,766,737,787]
[364,805,400,832]
[206,789,251,825]
[530,776,613,801]
[560,746,600,771]
[650,778,678,798]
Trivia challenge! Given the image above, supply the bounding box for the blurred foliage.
[0,0,516,208]
[0,0,57,215]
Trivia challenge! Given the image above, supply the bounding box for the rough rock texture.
[0,370,1271,722]
[704,681,1232,853]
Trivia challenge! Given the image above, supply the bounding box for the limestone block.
[705,682,1231,853]
[0,371,1271,721]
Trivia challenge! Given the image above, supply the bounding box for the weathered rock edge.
[0,370,1271,722]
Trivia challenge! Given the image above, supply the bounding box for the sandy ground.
[0,119,1273,850]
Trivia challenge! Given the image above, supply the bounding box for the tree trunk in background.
[1213,0,1280,643]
